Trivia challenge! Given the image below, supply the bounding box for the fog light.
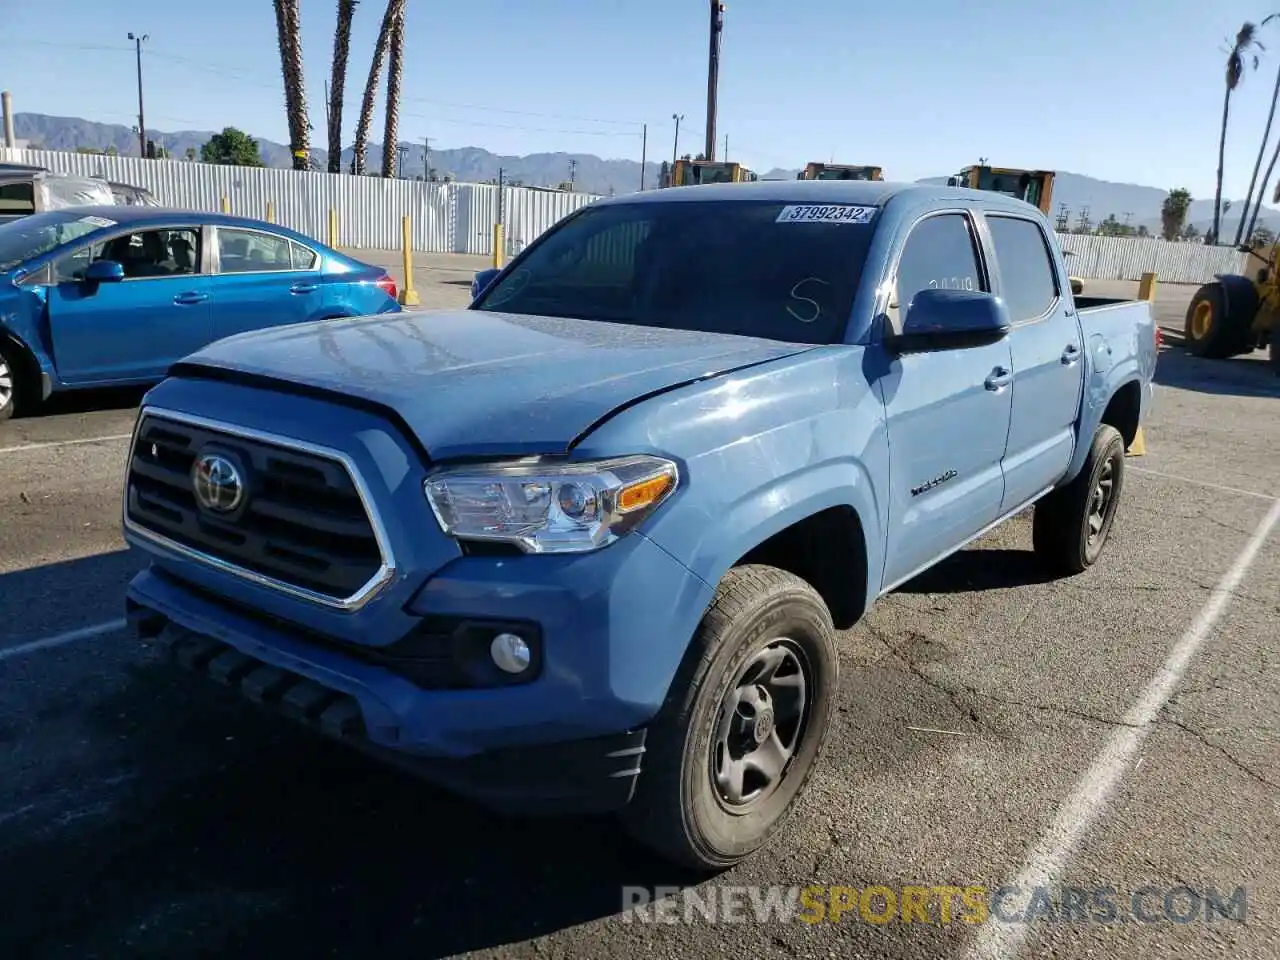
[490,632,532,674]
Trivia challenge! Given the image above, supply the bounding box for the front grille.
[125,412,386,603]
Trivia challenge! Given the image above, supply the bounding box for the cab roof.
[595,179,1047,216]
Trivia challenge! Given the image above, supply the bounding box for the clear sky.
[0,0,1276,197]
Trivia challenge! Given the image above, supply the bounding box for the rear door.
[876,209,1014,590]
[209,226,325,340]
[982,212,1084,512]
[46,225,213,383]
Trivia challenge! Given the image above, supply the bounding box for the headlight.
[424,455,679,554]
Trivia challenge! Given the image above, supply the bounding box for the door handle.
[984,367,1013,391]
[289,282,319,294]
[1061,343,1081,364]
[173,292,208,305]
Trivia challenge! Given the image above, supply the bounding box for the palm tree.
[1236,15,1280,246]
[273,0,310,172]
[352,0,405,174]
[328,0,359,174]
[1214,22,1261,245]
[381,5,405,178]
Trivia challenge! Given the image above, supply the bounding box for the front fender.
[0,287,56,398]
[655,458,885,610]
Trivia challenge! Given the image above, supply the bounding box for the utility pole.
[640,123,647,190]
[723,133,728,161]
[705,0,724,162]
[671,113,683,170]
[127,32,148,158]
[422,136,432,180]
[569,157,577,187]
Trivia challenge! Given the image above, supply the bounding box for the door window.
[52,228,201,282]
[890,213,985,329]
[218,228,313,273]
[986,215,1059,322]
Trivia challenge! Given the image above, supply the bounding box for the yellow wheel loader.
[1184,241,1280,373]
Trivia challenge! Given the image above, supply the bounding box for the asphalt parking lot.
[0,262,1276,960]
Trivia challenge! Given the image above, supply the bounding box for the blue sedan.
[0,206,402,420]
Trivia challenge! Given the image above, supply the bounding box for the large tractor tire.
[1184,282,1256,359]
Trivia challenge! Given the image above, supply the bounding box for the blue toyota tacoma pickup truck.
[121,180,1157,870]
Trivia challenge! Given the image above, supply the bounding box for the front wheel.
[620,565,840,871]
[1032,424,1126,575]
[1184,283,1254,359]
[0,341,25,423]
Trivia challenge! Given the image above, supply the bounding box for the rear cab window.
[985,215,1060,321]
[472,199,880,345]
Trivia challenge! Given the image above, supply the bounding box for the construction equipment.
[665,158,758,187]
[948,165,1055,216]
[1183,240,1280,372]
[949,164,1085,295]
[798,163,883,181]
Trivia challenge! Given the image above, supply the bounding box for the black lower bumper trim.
[129,600,647,816]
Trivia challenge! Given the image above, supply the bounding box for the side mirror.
[84,260,125,283]
[887,288,1011,353]
[471,267,502,300]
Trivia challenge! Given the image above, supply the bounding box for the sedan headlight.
[424,455,679,554]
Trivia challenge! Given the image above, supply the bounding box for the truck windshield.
[474,199,877,345]
[0,211,111,272]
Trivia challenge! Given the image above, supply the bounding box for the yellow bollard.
[265,200,275,224]
[492,223,505,269]
[398,215,421,307]
[220,195,229,213]
[328,208,338,248]
[1126,271,1157,458]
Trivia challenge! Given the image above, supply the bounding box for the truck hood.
[175,309,816,459]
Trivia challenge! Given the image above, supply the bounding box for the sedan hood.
[175,309,816,459]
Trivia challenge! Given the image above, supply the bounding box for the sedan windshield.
[473,198,878,344]
[0,210,114,271]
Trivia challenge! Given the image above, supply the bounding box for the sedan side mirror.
[887,288,1011,353]
[471,267,502,300]
[84,259,125,284]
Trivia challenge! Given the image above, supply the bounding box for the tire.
[1184,283,1254,359]
[620,564,840,871]
[1032,424,1126,575]
[0,340,26,423]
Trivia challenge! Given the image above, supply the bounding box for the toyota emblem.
[191,452,245,514]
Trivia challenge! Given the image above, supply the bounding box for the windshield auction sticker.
[776,204,876,224]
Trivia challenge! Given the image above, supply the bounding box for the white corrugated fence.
[0,147,1248,282]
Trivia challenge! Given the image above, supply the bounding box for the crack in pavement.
[1156,710,1280,792]
[865,624,1140,732]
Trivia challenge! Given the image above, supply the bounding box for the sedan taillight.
[376,274,398,301]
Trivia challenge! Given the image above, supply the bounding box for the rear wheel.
[1184,283,1255,359]
[621,565,839,871]
[1032,425,1126,575]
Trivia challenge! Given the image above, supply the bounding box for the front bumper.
[130,603,647,815]
[125,524,713,814]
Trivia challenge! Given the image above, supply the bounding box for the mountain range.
[10,112,1277,237]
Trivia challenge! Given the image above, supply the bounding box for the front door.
[210,226,324,340]
[983,213,1084,512]
[876,210,1014,591]
[47,226,212,384]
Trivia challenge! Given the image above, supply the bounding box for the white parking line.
[0,434,132,455]
[1128,465,1276,502]
[962,495,1280,960]
[0,619,128,662]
